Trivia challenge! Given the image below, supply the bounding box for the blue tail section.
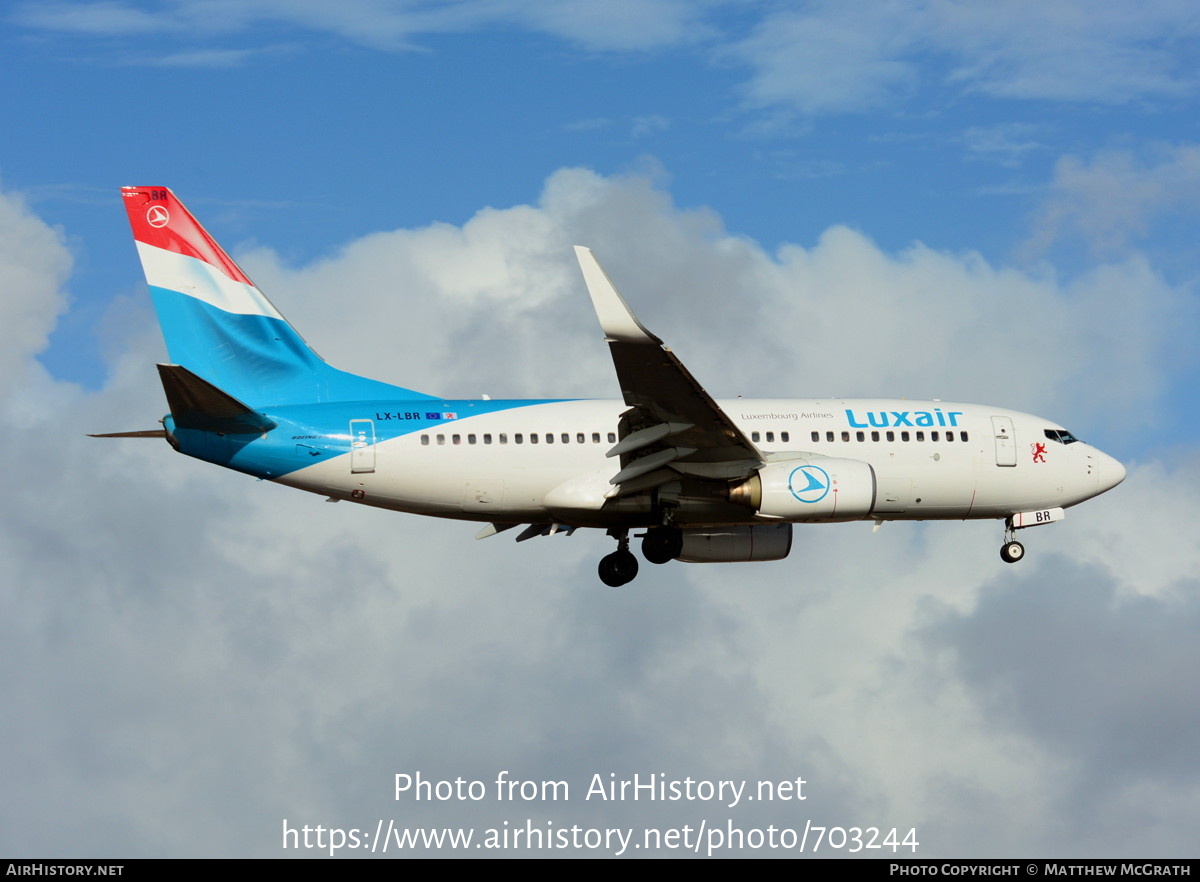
[122,186,435,407]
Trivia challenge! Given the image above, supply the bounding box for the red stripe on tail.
[121,186,254,286]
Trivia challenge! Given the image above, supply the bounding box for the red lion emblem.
[1031,442,1047,463]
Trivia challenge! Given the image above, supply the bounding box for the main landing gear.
[597,525,684,586]
[641,525,683,565]
[598,529,638,587]
[1000,519,1025,564]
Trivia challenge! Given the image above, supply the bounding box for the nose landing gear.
[1000,538,1025,563]
[998,508,1065,563]
[1000,519,1025,563]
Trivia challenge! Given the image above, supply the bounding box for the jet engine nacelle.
[677,524,793,563]
[730,458,877,521]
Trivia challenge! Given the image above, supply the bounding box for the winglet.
[573,246,661,344]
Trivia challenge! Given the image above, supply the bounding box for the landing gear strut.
[1000,520,1025,564]
[598,529,639,587]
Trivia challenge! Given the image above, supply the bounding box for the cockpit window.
[1044,428,1080,444]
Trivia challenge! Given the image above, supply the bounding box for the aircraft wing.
[574,247,762,498]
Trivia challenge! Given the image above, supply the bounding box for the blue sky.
[2,0,1200,858]
[10,0,1199,429]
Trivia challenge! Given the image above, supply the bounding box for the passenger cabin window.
[781,431,789,443]
[592,432,601,443]
[577,433,585,444]
[871,431,880,442]
[483,433,492,444]
[766,431,775,442]
[421,434,429,446]
[856,431,865,442]
[827,431,835,442]
[751,431,761,442]
[916,431,925,441]
[437,434,445,445]
[812,431,820,443]
[901,431,910,441]
[608,433,617,443]
[841,431,850,442]
[467,434,476,444]
[499,433,508,444]
[515,433,524,444]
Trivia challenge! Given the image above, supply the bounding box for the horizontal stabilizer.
[88,429,168,439]
[157,364,277,434]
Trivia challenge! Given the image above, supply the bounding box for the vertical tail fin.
[121,186,432,405]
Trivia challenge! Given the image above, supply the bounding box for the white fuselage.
[272,398,1124,527]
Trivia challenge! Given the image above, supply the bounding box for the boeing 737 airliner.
[100,186,1126,585]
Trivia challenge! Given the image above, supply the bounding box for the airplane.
[99,186,1126,586]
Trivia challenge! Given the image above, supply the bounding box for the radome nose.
[1098,451,1126,493]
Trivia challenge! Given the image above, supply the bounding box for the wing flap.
[606,421,693,458]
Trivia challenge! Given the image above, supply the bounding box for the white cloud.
[1029,144,1200,253]
[505,0,715,53]
[933,0,1200,103]
[13,0,175,36]
[963,123,1044,167]
[2,171,1197,855]
[1060,456,1200,599]
[132,46,286,67]
[16,1,1195,108]
[0,188,72,401]
[728,0,1199,115]
[13,0,715,52]
[630,114,670,138]
[729,3,920,114]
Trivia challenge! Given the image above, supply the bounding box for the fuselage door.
[350,419,376,474]
[992,415,1017,467]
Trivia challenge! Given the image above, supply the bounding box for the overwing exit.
[103,186,1126,586]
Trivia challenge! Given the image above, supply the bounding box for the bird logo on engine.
[788,465,831,503]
